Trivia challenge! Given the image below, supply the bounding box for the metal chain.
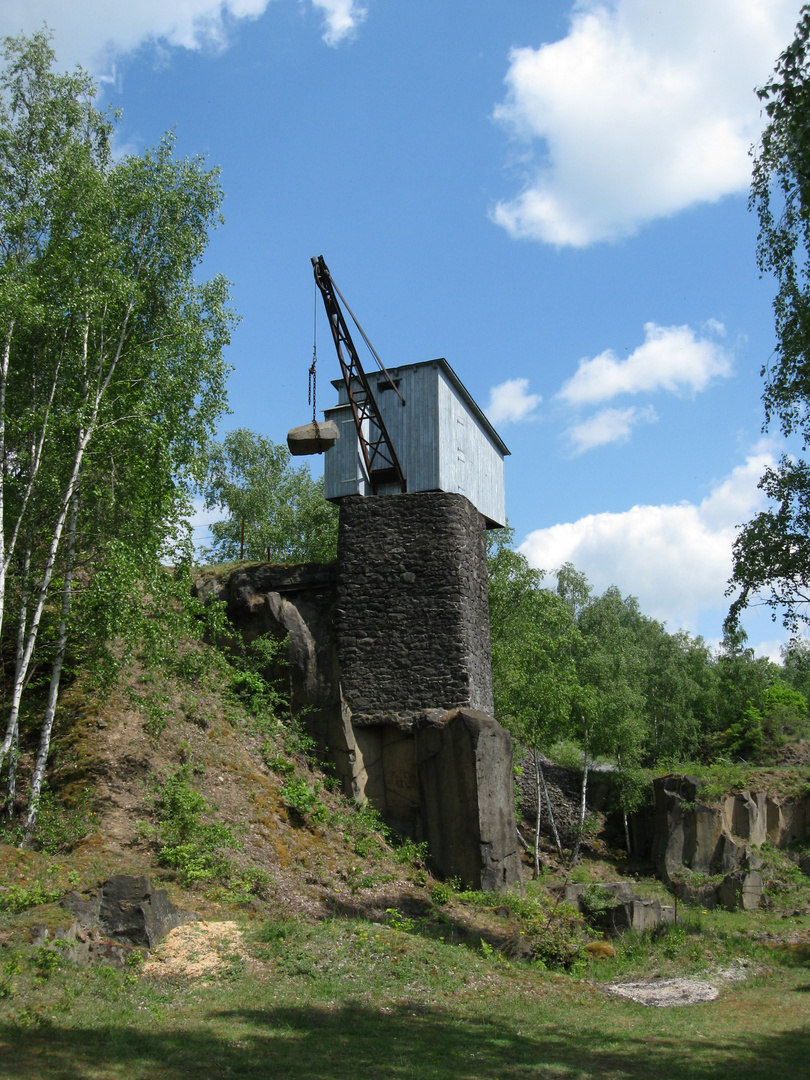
[308,280,317,423]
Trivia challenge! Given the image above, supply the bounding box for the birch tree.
[0,31,234,835]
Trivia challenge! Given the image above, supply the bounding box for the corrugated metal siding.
[322,359,506,525]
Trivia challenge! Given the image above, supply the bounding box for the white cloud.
[566,404,656,453]
[0,0,364,74]
[310,0,366,47]
[188,496,222,556]
[492,0,799,246]
[486,378,542,425]
[559,322,732,406]
[519,444,775,631]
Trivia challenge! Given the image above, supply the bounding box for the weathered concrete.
[564,882,676,936]
[415,709,522,891]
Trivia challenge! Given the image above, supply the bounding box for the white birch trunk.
[532,749,542,879]
[5,725,18,820]
[538,756,564,860]
[0,429,88,772]
[0,321,13,641]
[0,306,130,774]
[23,490,79,839]
[0,347,63,606]
[571,717,589,865]
[3,538,31,815]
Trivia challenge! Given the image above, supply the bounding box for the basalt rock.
[415,709,523,892]
[61,875,195,948]
[564,882,676,936]
[648,776,810,887]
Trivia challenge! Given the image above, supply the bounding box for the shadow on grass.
[323,893,529,956]
[2,1000,810,1080]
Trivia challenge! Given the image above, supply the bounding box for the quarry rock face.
[415,709,522,891]
[646,775,810,911]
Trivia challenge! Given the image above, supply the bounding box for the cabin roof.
[330,356,510,458]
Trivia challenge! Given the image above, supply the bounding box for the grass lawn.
[2,911,809,1080]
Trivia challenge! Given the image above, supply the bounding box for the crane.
[311,255,407,495]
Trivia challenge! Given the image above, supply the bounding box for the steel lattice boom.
[311,255,406,494]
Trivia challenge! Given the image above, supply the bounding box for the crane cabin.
[322,357,509,528]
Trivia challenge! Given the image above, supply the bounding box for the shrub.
[29,787,96,854]
[280,776,328,823]
[149,768,241,887]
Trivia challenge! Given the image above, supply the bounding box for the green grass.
[0,909,808,1080]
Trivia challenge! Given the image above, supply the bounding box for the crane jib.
[311,255,407,495]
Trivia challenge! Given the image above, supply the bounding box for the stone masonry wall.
[336,493,494,726]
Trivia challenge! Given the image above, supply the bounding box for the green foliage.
[340,801,390,859]
[391,836,428,867]
[523,899,586,971]
[226,631,289,728]
[488,530,579,755]
[262,750,295,775]
[728,9,810,631]
[25,787,95,854]
[201,428,338,564]
[611,764,650,818]
[488,529,809,773]
[147,768,241,888]
[0,880,64,913]
[578,885,613,920]
[384,908,416,932]
[283,717,318,762]
[280,776,328,824]
[430,879,459,905]
[0,29,234,828]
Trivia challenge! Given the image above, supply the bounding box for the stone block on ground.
[62,875,195,948]
[718,869,763,912]
[565,882,670,936]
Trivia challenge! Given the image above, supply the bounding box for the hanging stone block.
[287,420,339,456]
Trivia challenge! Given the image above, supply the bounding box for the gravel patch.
[605,958,765,1007]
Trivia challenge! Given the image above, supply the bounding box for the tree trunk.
[571,717,589,865]
[624,811,632,855]
[538,757,564,860]
[5,724,18,820]
[23,491,79,841]
[0,320,12,643]
[0,334,61,646]
[532,749,542,878]
[1,309,129,774]
[1,536,32,800]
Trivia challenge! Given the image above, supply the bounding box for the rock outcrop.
[61,875,195,948]
[564,881,676,935]
[644,775,810,911]
[415,709,522,891]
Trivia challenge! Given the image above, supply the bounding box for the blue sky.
[4,0,805,657]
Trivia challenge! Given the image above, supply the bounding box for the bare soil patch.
[142,919,246,979]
